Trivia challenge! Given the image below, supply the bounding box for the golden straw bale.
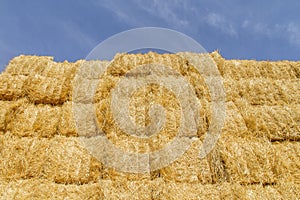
[102,167,154,182]
[151,179,299,199]
[0,101,19,131]
[42,136,102,184]
[24,75,72,104]
[225,78,291,105]
[221,60,298,80]
[222,101,248,134]
[151,178,224,200]
[99,180,152,200]
[274,142,300,183]
[4,55,53,75]
[277,79,300,104]
[0,134,102,184]
[0,134,50,180]
[0,179,103,200]
[0,74,27,100]
[159,138,213,184]
[40,60,78,78]
[219,136,277,184]
[9,103,61,137]
[75,60,109,79]
[58,101,77,137]
[237,102,300,140]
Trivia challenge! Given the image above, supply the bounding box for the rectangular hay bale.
[24,75,72,104]
[0,134,102,184]
[159,138,213,184]
[236,101,300,140]
[58,101,78,137]
[219,136,277,184]
[0,179,103,200]
[224,78,294,105]
[0,74,27,101]
[9,103,61,137]
[0,101,18,131]
[221,60,298,80]
[4,55,53,75]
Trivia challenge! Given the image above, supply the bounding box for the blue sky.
[0,0,299,71]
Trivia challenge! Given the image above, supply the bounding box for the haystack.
[0,52,299,199]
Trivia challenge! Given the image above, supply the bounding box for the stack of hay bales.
[0,52,299,199]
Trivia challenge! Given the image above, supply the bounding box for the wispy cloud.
[133,0,190,27]
[242,20,300,46]
[287,22,300,46]
[58,20,96,49]
[204,13,237,37]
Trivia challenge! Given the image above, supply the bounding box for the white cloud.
[133,0,189,27]
[205,13,237,37]
[59,21,95,49]
[287,22,300,46]
[242,20,300,46]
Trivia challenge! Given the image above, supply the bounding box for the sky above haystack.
[0,0,299,71]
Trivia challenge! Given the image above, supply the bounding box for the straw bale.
[151,178,300,200]
[222,101,248,134]
[219,136,277,184]
[99,180,152,200]
[221,60,298,80]
[75,60,109,80]
[0,179,103,200]
[9,103,61,137]
[151,178,224,200]
[0,134,51,180]
[0,74,27,100]
[0,134,102,184]
[24,74,72,104]
[277,79,300,104]
[273,142,300,183]
[0,101,19,131]
[40,60,78,78]
[42,136,102,184]
[58,101,77,137]
[237,102,300,140]
[224,78,293,105]
[159,138,213,184]
[4,55,53,75]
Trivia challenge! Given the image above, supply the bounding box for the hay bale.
[151,179,299,200]
[24,75,72,105]
[0,74,27,101]
[40,60,78,78]
[0,134,102,184]
[159,138,213,184]
[0,179,103,200]
[0,134,50,180]
[219,136,277,184]
[0,101,19,131]
[99,180,152,200]
[151,178,224,200]
[236,101,300,140]
[274,142,300,183]
[58,101,77,137]
[9,103,61,137]
[4,55,53,75]
[220,60,298,80]
[224,78,293,105]
[42,136,102,184]
[222,101,248,134]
